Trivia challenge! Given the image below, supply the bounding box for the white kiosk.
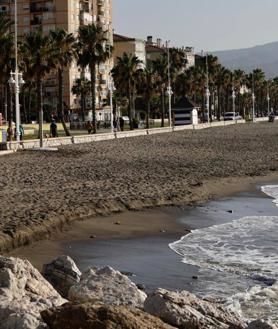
[173,97,200,126]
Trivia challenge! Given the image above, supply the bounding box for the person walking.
[86,121,93,134]
[50,119,58,137]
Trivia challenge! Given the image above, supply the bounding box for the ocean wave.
[262,185,278,207]
[169,216,278,280]
[169,185,278,323]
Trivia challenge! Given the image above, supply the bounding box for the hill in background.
[212,41,278,78]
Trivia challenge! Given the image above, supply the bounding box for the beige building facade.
[1,0,113,117]
[113,33,146,67]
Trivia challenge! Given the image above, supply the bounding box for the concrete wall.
[6,118,267,151]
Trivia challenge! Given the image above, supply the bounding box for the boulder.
[41,302,176,329]
[42,255,81,298]
[0,256,66,329]
[144,288,245,329]
[68,266,147,308]
[247,320,278,329]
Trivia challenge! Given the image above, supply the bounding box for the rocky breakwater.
[144,288,245,329]
[0,256,65,328]
[0,255,276,329]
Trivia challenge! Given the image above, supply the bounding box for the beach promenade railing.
[5,118,268,151]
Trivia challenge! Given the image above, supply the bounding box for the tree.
[0,34,14,140]
[72,77,91,122]
[152,56,168,127]
[50,29,76,136]
[138,68,158,129]
[112,53,142,130]
[0,13,12,38]
[20,29,54,147]
[77,23,111,134]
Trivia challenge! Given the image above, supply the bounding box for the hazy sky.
[113,0,278,51]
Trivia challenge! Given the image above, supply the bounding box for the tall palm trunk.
[81,89,85,122]
[128,81,133,130]
[58,68,71,136]
[161,89,165,127]
[146,99,150,129]
[4,85,8,123]
[217,86,221,120]
[37,77,44,147]
[28,85,32,123]
[90,63,97,134]
[7,84,13,141]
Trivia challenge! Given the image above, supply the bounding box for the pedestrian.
[86,121,93,134]
[50,119,58,137]
[19,124,24,141]
[119,117,124,131]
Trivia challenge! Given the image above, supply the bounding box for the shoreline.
[4,172,278,257]
[7,173,278,271]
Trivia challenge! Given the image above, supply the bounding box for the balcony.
[30,17,42,25]
[30,2,54,13]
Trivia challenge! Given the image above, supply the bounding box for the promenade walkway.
[5,118,268,151]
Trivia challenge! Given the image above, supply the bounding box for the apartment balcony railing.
[30,17,42,25]
[30,3,54,13]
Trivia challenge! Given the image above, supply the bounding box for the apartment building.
[113,33,146,67]
[146,36,195,70]
[1,0,113,118]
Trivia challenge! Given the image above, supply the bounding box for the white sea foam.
[169,185,278,323]
[262,185,278,207]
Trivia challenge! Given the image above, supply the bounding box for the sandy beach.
[1,122,278,252]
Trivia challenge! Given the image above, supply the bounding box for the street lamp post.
[232,77,236,120]
[267,81,270,116]
[166,41,173,128]
[13,0,22,142]
[108,75,115,133]
[252,74,255,122]
[205,54,210,124]
[8,72,25,139]
[252,93,256,122]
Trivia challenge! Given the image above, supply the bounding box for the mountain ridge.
[212,41,278,78]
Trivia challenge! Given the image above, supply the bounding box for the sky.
[113,0,278,52]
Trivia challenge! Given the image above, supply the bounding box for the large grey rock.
[144,288,245,329]
[0,256,66,329]
[247,320,278,329]
[42,255,81,298]
[68,266,147,308]
[41,302,176,329]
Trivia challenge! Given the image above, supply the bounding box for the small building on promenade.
[173,97,200,126]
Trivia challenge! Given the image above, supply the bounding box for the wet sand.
[8,181,278,292]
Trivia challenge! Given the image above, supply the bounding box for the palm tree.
[0,13,12,38]
[138,68,158,129]
[77,23,111,134]
[112,53,142,130]
[152,56,168,127]
[20,29,54,147]
[49,29,76,136]
[233,69,247,116]
[0,34,14,140]
[72,77,91,122]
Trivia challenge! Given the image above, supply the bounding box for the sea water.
[170,185,278,323]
